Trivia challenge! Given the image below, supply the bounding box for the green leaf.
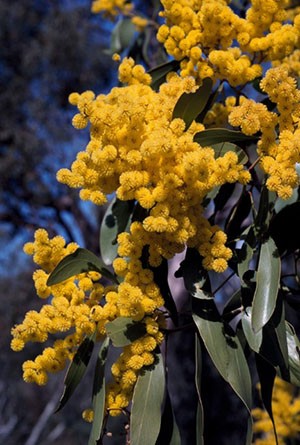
[156,390,180,445]
[105,317,147,347]
[192,312,253,444]
[194,128,257,146]
[192,313,252,410]
[212,141,248,164]
[100,197,134,265]
[169,417,181,445]
[109,18,136,54]
[242,307,263,352]
[196,82,224,124]
[255,354,278,445]
[286,322,300,386]
[130,353,165,445]
[252,77,264,94]
[251,237,281,333]
[149,60,181,91]
[195,334,204,445]
[255,186,276,238]
[172,77,213,129]
[88,337,110,445]
[47,248,117,285]
[55,333,96,412]
[273,301,289,374]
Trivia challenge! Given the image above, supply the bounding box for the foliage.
[10,1,300,444]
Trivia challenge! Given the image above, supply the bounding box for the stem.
[212,272,235,296]
[248,156,261,171]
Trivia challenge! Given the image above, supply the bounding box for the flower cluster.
[157,0,300,85]
[204,96,236,128]
[253,377,300,445]
[11,229,165,414]
[106,317,164,416]
[58,59,250,271]
[229,66,300,199]
[11,229,101,384]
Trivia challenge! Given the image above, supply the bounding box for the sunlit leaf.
[286,322,300,386]
[273,301,289,373]
[172,77,213,129]
[251,237,281,333]
[47,248,117,285]
[242,307,263,352]
[100,197,134,265]
[55,333,96,412]
[194,128,256,146]
[130,353,165,445]
[105,317,146,347]
[88,337,110,445]
[193,311,253,444]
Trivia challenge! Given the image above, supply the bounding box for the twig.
[24,392,58,445]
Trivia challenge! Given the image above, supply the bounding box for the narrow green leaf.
[192,314,252,410]
[286,322,300,386]
[100,197,134,265]
[169,418,181,445]
[212,141,248,164]
[194,128,257,146]
[274,301,289,374]
[156,390,180,445]
[242,307,263,352]
[195,334,204,445]
[172,77,213,129]
[255,354,278,445]
[55,333,96,412]
[255,186,276,238]
[47,248,117,285]
[131,353,165,445]
[105,317,147,347]
[196,82,224,124]
[88,337,110,445]
[192,313,253,445]
[251,237,281,333]
[149,60,181,91]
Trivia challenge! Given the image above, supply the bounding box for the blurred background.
[1,1,115,443]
